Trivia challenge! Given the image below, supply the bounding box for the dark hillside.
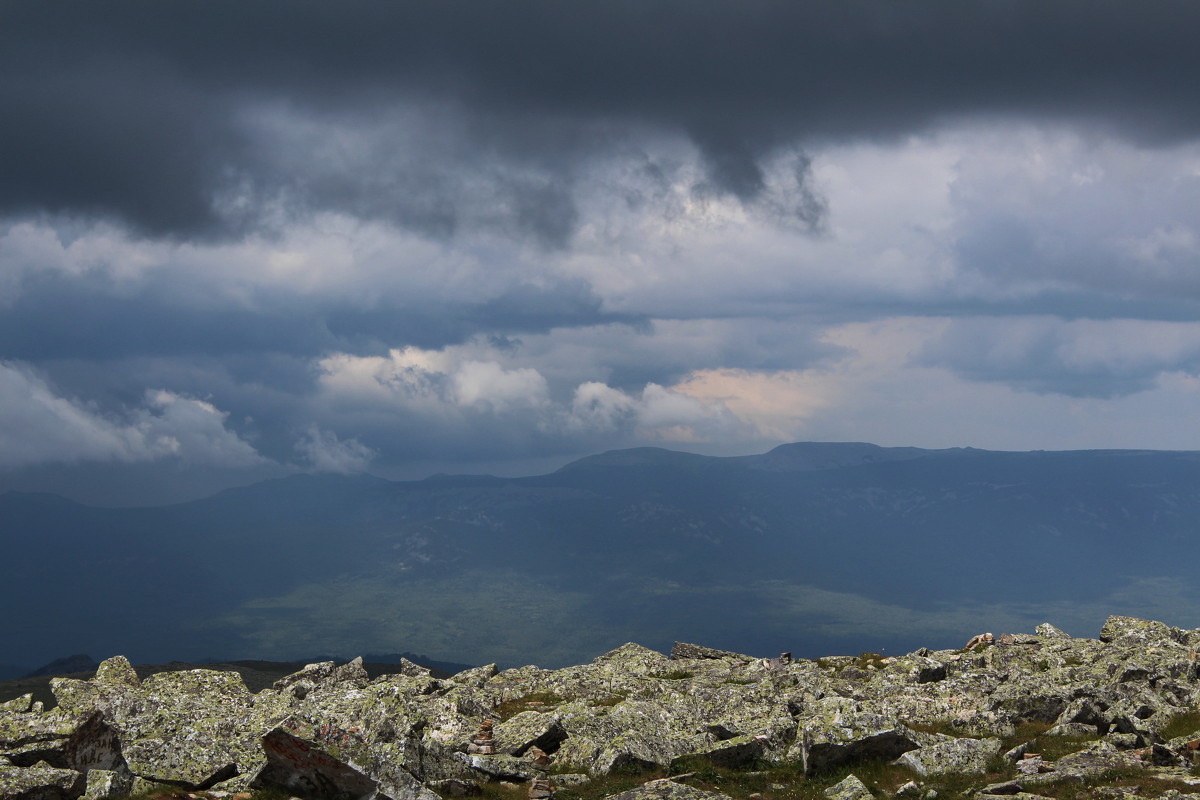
[4,443,1200,668]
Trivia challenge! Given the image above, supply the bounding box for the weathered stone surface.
[91,656,139,690]
[63,712,124,772]
[116,668,263,788]
[258,721,439,800]
[824,774,872,800]
[81,768,132,800]
[453,752,540,781]
[911,656,948,684]
[271,656,370,699]
[492,711,567,756]
[1035,623,1071,639]
[0,695,34,714]
[428,777,482,796]
[0,763,85,800]
[604,778,734,800]
[451,663,499,688]
[895,737,1002,776]
[1099,616,1180,646]
[670,643,750,662]
[793,704,923,775]
[596,643,675,675]
[1044,722,1099,738]
[0,709,78,764]
[1051,741,1137,779]
[5,615,1200,800]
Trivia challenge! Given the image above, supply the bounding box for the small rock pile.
[2,616,1200,800]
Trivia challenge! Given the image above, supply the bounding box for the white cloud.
[315,344,752,447]
[295,425,375,473]
[452,360,549,412]
[569,381,636,431]
[0,362,267,469]
[317,346,549,414]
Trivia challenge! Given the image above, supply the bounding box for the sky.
[5,1,1200,505]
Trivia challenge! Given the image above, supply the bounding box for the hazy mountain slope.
[4,443,1200,668]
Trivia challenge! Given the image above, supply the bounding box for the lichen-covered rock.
[81,767,132,800]
[91,656,139,690]
[1,695,34,714]
[257,720,438,800]
[1099,616,1181,646]
[1049,741,1137,779]
[1035,623,1071,639]
[1044,723,1099,738]
[6,615,1200,800]
[670,643,750,662]
[0,709,79,765]
[47,680,99,717]
[114,668,265,788]
[0,763,86,800]
[824,774,872,800]
[451,663,499,688]
[910,656,948,684]
[595,643,674,676]
[492,711,567,756]
[453,752,541,781]
[63,712,124,773]
[573,700,703,775]
[428,777,483,796]
[678,734,764,768]
[895,737,1002,776]
[792,703,923,775]
[603,778,733,800]
[271,656,370,700]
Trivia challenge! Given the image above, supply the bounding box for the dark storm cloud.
[0,267,642,365]
[4,1,1199,239]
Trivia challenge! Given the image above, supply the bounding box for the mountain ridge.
[5,441,1200,670]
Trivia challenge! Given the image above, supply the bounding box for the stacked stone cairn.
[3,616,1200,800]
[467,719,496,755]
[527,746,554,799]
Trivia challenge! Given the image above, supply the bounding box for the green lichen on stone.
[7,615,1200,800]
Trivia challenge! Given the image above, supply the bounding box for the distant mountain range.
[5,442,1200,669]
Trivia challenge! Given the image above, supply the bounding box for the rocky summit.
[3,616,1200,800]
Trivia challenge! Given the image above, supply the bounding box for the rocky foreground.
[3,616,1200,800]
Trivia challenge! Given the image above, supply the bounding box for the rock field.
[3,615,1200,800]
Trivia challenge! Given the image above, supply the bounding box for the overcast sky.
[4,1,1200,504]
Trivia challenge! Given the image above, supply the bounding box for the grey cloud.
[916,318,1200,398]
[0,264,642,362]
[0,361,268,468]
[5,2,1200,239]
[296,426,375,474]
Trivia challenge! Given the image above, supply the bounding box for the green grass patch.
[554,763,665,800]
[998,720,1054,752]
[121,788,295,800]
[478,778,537,800]
[853,653,887,671]
[1160,709,1200,741]
[493,691,566,720]
[649,670,695,681]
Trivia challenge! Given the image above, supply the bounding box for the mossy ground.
[493,691,567,720]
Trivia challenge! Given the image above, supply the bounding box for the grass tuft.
[493,691,566,720]
[1160,710,1200,741]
